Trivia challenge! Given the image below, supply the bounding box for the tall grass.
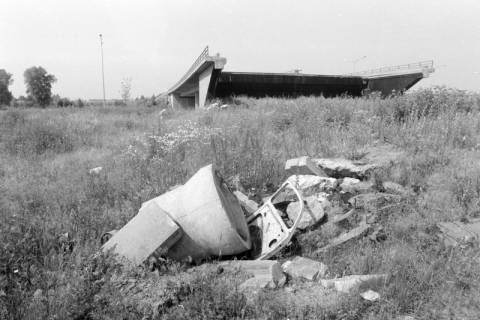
[1,87,480,319]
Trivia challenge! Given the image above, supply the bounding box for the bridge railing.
[347,60,434,76]
[168,46,210,93]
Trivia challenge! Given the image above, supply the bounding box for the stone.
[313,144,405,179]
[102,201,182,265]
[287,175,338,196]
[313,158,376,179]
[348,193,402,210]
[340,177,375,194]
[316,221,370,253]
[234,190,259,216]
[221,260,286,290]
[89,166,103,175]
[360,289,380,301]
[282,256,328,281]
[437,219,480,246]
[319,274,387,293]
[285,156,327,177]
[287,196,326,230]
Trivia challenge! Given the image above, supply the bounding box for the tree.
[0,69,13,106]
[120,77,132,104]
[24,66,56,107]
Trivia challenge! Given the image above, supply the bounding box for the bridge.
[167,46,226,109]
[168,47,435,109]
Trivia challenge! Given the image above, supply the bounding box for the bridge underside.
[364,72,424,96]
[214,72,366,98]
[168,48,434,109]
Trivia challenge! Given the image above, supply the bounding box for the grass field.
[2,87,480,319]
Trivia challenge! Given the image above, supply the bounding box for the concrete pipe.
[149,164,251,261]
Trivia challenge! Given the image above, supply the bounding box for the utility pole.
[99,34,106,107]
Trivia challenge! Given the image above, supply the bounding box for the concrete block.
[102,201,182,265]
[282,256,328,281]
[287,175,337,196]
[287,196,325,230]
[319,274,387,293]
[222,260,286,289]
[285,156,327,177]
[339,177,375,194]
[360,289,380,301]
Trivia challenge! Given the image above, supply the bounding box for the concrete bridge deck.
[168,47,435,109]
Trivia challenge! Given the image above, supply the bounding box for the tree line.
[0,66,69,108]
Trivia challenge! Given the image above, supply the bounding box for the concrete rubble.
[349,193,402,210]
[89,166,103,175]
[102,201,182,265]
[339,177,375,195]
[285,156,327,177]
[281,256,328,281]
[103,164,304,265]
[100,145,412,309]
[319,274,387,293]
[220,260,286,290]
[287,174,338,196]
[437,219,480,246]
[360,289,380,301]
[286,195,326,230]
[313,144,405,179]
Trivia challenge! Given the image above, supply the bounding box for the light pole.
[99,34,106,108]
[352,55,367,73]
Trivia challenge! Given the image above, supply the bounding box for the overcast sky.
[1,0,479,99]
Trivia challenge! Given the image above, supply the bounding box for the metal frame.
[247,181,304,260]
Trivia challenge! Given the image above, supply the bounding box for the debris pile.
[101,144,411,307]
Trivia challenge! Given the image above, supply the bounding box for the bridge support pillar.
[198,65,214,109]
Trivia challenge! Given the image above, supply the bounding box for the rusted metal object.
[248,181,304,260]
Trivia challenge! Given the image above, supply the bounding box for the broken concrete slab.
[281,256,328,281]
[348,193,402,210]
[313,144,405,179]
[234,190,259,216]
[89,166,103,175]
[221,260,286,290]
[360,289,380,301]
[340,177,375,194]
[313,158,376,179]
[102,201,182,265]
[285,156,327,177]
[286,196,325,230]
[319,274,387,293]
[276,282,344,311]
[316,221,370,253]
[144,164,252,261]
[437,219,480,246]
[287,175,338,196]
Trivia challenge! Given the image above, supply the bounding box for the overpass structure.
[167,47,435,109]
